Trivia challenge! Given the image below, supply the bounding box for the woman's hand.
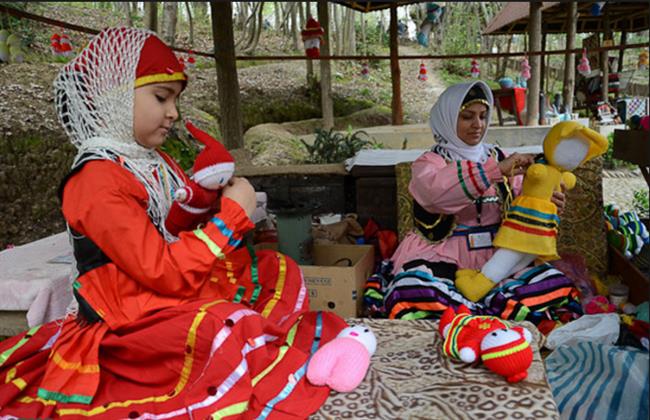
[551,184,567,215]
[497,153,535,177]
[222,177,256,218]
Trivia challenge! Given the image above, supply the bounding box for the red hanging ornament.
[361,61,369,79]
[520,57,531,80]
[470,58,480,78]
[50,32,62,56]
[418,62,428,81]
[186,50,196,70]
[59,33,73,57]
[301,17,325,59]
[577,48,591,76]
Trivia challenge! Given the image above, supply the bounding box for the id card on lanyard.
[467,231,493,250]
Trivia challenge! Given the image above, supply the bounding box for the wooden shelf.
[608,244,649,305]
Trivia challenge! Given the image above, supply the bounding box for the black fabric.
[462,85,488,105]
[70,227,112,277]
[73,289,102,325]
[401,259,458,279]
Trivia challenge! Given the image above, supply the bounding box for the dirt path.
[399,45,447,124]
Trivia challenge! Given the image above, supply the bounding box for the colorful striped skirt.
[364,259,582,324]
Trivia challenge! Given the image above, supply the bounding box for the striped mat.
[546,341,649,420]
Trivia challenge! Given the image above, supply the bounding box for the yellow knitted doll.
[456,121,608,302]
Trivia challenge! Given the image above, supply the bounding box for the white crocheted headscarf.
[54,27,185,242]
[429,80,495,163]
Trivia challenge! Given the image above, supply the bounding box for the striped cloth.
[364,260,582,323]
[546,341,649,420]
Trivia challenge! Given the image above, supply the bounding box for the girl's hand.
[497,153,535,177]
[222,177,256,218]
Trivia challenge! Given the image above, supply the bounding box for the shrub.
[301,127,382,164]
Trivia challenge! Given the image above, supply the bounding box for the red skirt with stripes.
[0,250,347,419]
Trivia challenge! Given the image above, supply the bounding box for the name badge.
[467,232,493,250]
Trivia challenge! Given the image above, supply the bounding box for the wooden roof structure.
[330,1,423,13]
[484,1,650,35]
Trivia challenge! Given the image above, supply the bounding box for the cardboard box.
[255,243,375,317]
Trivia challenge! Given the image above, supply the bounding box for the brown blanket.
[313,319,559,419]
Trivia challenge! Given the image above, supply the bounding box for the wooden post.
[540,32,546,93]
[601,6,612,105]
[562,1,577,114]
[618,30,627,75]
[317,0,334,129]
[210,1,244,150]
[525,1,542,126]
[389,4,403,125]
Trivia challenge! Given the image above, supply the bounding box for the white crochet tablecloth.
[0,232,74,328]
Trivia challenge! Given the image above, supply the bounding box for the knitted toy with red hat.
[164,121,235,236]
[301,17,325,59]
[439,305,533,383]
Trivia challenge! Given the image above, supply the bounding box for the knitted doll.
[439,305,533,383]
[456,121,608,302]
[307,324,376,392]
[164,121,234,237]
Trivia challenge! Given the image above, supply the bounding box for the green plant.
[632,189,649,219]
[301,127,381,164]
[603,133,636,170]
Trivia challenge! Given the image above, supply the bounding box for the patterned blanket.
[313,318,559,419]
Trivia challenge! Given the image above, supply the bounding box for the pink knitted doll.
[306,324,376,392]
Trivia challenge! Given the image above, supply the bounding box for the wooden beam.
[525,1,542,126]
[562,1,577,114]
[318,0,334,129]
[210,1,243,150]
[389,4,403,125]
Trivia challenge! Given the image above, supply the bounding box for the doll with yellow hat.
[456,121,608,302]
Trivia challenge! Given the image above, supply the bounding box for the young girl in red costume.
[0,27,347,419]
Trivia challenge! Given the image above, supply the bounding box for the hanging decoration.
[590,1,606,16]
[470,58,480,78]
[417,2,446,47]
[520,57,531,81]
[638,50,649,71]
[418,62,428,81]
[301,17,325,59]
[59,33,73,57]
[360,61,369,79]
[577,48,591,76]
[186,50,196,70]
[50,32,62,57]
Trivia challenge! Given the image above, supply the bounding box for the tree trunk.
[562,2,577,114]
[210,1,243,150]
[144,2,158,32]
[185,2,194,47]
[361,13,366,55]
[332,3,340,55]
[131,2,139,18]
[193,2,207,19]
[540,32,547,93]
[601,7,612,105]
[122,2,132,27]
[291,2,300,50]
[348,8,356,55]
[161,2,178,46]
[298,1,305,30]
[317,0,334,129]
[525,1,542,126]
[274,2,281,31]
[305,1,311,19]
[500,36,512,77]
[389,4,403,125]
[617,31,626,75]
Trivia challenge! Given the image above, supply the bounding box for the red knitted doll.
[439,305,533,383]
[164,121,234,236]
